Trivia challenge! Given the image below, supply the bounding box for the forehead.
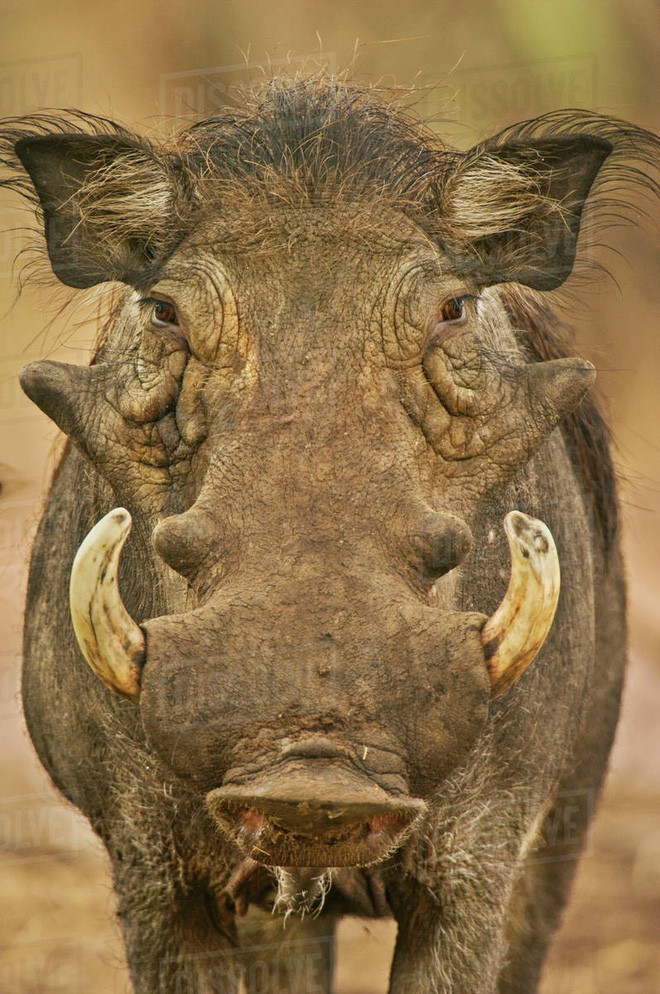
[166,202,442,276]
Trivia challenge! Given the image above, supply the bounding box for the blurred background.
[0,1,658,991]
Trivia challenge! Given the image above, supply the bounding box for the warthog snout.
[206,761,427,867]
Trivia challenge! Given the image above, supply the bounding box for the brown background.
[0,1,658,991]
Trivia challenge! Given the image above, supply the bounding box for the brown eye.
[151,299,178,327]
[439,297,465,322]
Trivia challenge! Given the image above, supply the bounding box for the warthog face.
[9,81,613,868]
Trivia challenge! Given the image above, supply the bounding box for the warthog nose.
[281,737,347,760]
[206,764,426,866]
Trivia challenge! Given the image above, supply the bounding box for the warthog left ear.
[439,135,612,290]
[14,131,191,288]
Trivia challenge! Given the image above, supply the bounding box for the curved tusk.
[69,507,145,700]
[481,511,560,700]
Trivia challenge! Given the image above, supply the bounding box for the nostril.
[235,807,267,835]
[281,737,347,760]
[369,812,407,835]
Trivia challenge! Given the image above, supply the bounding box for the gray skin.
[5,83,633,993]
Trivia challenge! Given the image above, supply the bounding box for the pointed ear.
[14,133,190,288]
[440,136,612,290]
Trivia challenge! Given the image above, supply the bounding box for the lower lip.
[235,805,404,841]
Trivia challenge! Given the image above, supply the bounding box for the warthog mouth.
[206,762,426,868]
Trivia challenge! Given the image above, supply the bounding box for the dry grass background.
[0,1,658,991]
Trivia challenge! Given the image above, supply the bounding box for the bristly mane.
[186,78,453,201]
[1,76,656,553]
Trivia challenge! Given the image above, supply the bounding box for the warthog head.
[7,80,635,868]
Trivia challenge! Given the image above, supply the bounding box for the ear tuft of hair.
[438,109,658,290]
[1,112,197,288]
[437,135,613,289]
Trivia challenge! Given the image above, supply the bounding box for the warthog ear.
[14,132,190,288]
[440,136,612,290]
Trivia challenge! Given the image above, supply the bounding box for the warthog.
[1,78,657,993]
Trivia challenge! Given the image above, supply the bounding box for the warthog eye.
[425,294,475,349]
[439,297,466,323]
[141,297,179,329]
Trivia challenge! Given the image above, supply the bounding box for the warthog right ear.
[439,135,612,290]
[14,132,191,288]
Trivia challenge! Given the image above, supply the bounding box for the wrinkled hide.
[2,79,651,993]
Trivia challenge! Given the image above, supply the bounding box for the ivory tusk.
[69,507,145,700]
[481,511,560,699]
